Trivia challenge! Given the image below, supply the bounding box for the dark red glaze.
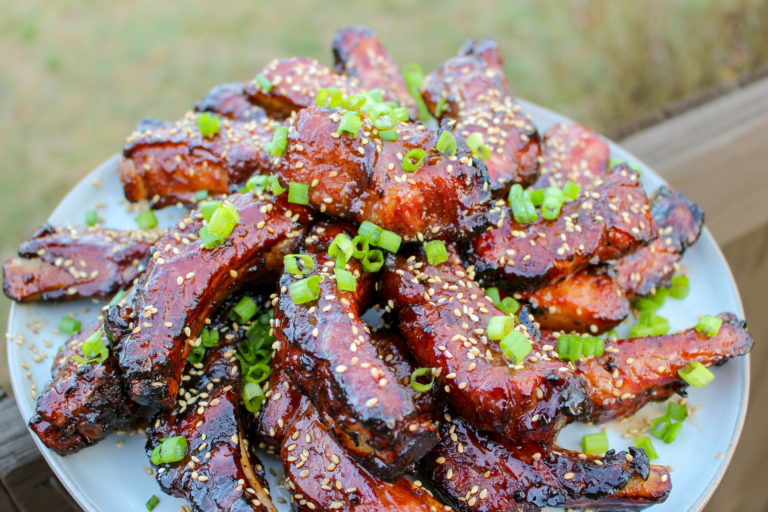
[532,123,611,190]
[105,193,312,409]
[579,466,673,511]
[274,223,438,480]
[275,105,495,241]
[458,38,509,90]
[332,26,417,116]
[28,320,137,455]
[570,313,753,423]
[120,113,280,207]
[468,165,654,291]
[425,417,668,512]
[422,54,540,192]
[3,224,157,302]
[380,246,590,445]
[194,82,267,122]
[244,57,361,119]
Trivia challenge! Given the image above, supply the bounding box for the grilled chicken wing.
[120,113,279,207]
[3,224,157,302]
[422,53,540,192]
[468,165,654,291]
[381,246,590,445]
[274,223,438,480]
[332,26,416,116]
[195,82,267,122]
[105,193,312,409]
[531,123,611,190]
[28,319,137,455]
[425,417,669,512]
[275,105,494,241]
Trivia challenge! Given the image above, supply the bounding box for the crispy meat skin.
[194,82,267,121]
[332,26,417,115]
[3,225,156,302]
[147,330,276,512]
[120,113,278,207]
[381,247,590,444]
[468,166,654,291]
[105,193,311,409]
[422,55,540,191]
[571,313,753,423]
[244,57,360,119]
[274,223,438,480]
[425,418,668,512]
[28,322,137,455]
[532,123,610,190]
[275,105,494,241]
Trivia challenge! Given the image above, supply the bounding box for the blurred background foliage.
[2,0,768,391]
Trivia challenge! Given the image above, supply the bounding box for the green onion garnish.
[379,129,398,141]
[661,421,683,444]
[288,181,309,205]
[486,316,515,341]
[201,328,219,348]
[150,436,187,465]
[193,190,209,201]
[436,130,457,156]
[529,188,544,206]
[351,235,370,259]
[485,287,501,307]
[108,289,127,308]
[668,275,690,299]
[188,345,206,365]
[557,333,604,361]
[508,184,523,201]
[402,148,426,173]
[563,181,581,202]
[424,240,448,266]
[290,275,322,304]
[362,249,384,273]
[410,367,435,393]
[255,74,273,92]
[541,187,564,220]
[200,200,222,222]
[244,361,271,384]
[267,175,286,195]
[500,330,532,365]
[666,402,688,422]
[197,112,221,138]
[434,98,447,117]
[510,196,538,224]
[498,296,521,315]
[267,126,289,156]
[466,133,491,160]
[373,110,397,130]
[678,361,714,388]
[402,62,432,121]
[135,209,158,230]
[284,254,315,276]
[71,330,109,365]
[242,382,266,413]
[198,226,221,249]
[634,436,658,460]
[695,314,722,337]
[207,203,240,241]
[358,221,383,244]
[230,296,257,324]
[329,233,355,264]
[630,312,669,337]
[59,316,81,335]
[316,88,342,108]
[581,432,609,455]
[377,229,402,253]
[85,210,98,227]
[342,94,367,111]
[145,495,160,512]
[337,111,363,137]
[334,267,357,292]
[393,107,409,121]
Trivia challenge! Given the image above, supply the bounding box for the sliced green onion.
[198,226,223,249]
[197,112,221,138]
[635,297,661,313]
[668,275,690,299]
[188,345,206,365]
[631,312,669,337]
[242,382,266,413]
[486,316,515,341]
[329,233,355,264]
[145,495,160,512]
[695,314,722,337]
[255,73,273,92]
[230,296,257,324]
[342,94,367,111]
[634,436,658,460]
[485,287,501,306]
[563,181,581,202]
[436,130,457,156]
[434,97,447,117]
[267,175,286,196]
[652,286,669,307]
[402,148,426,172]
[393,107,409,121]
[362,249,384,272]
[581,432,609,455]
[193,190,209,201]
[207,203,240,240]
[316,88,342,108]
[108,289,127,308]
[510,196,538,224]
[541,187,564,220]
[529,188,544,206]
[245,361,271,384]
[373,111,397,130]
[351,235,370,259]
[379,129,398,141]
[377,229,402,253]
[337,111,363,137]
[508,184,523,202]
[410,367,435,393]
[200,200,222,222]
[678,361,714,388]
[135,209,158,230]
[604,329,618,340]
[267,126,289,156]
[335,267,357,292]
[59,316,81,335]
[85,210,98,227]
[498,296,520,315]
[661,421,683,444]
[284,254,315,276]
[424,240,448,266]
[358,221,384,244]
[500,330,532,365]
[650,416,670,439]
[466,133,491,160]
[72,330,109,364]
[666,402,688,422]
[201,328,219,348]
[402,62,432,121]
[288,182,309,205]
[150,436,187,465]
[290,275,323,304]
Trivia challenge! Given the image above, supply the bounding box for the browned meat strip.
[105,193,312,409]
[28,318,137,455]
[468,165,654,291]
[381,245,590,445]
[274,223,438,480]
[422,54,540,192]
[332,26,417,115]
[532,123,611,190]
[458,38,509,90]
[275,105,494,241]
[194,82,267,121]
[425,417,669,512]
[3,225,157,302]
[120,113,279,207]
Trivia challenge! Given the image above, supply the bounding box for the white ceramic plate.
[6,100,749,512]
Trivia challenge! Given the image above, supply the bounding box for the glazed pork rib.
[274,223,438,480]
[194,82,267,122]
[3,224,157,302]
[105,193,312,409]
[274,105,494,241]
[458,38,510,90]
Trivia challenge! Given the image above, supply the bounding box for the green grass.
[2,0,768,391]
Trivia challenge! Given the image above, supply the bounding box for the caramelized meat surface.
[275,223,438,480]
[275,105,494,241]
[3,225,157,302]
[194,82,267,122]
[532,123,610,190]
[106,193,311,409]
[29,321,137,455]
[569,465,672,511]
[458,38,509,90]
[571,313,753,423]
[425,417,668,512]
[120,113,279,207]
[381,246,590,444]
[469,165,654,291]
[332,26,416,115]
[422,54,540,192]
